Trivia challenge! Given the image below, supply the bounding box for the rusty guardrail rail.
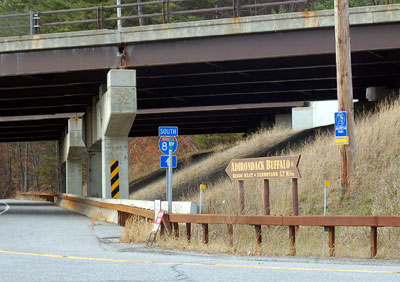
[0,0,394,37]
[21,192,400,258]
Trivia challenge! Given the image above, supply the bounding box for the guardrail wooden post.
[118,211,128,226]
[371,226,377,258]
[227,224,233,247]
[289,225,296,256]
[186,223,191,242]
[173,222,179,238]
[255,225,262,246]
[328,226,335,257]
[162,214,171,235]
[202,224,209,244]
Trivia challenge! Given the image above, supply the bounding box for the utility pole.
[334,0,356,193]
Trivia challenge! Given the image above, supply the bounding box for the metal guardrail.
[0,0,346,37]
[22,192,400,258]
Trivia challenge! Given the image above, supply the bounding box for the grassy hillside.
[125,97,400,258]
[188,98,400,218]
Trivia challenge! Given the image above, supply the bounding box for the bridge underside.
[0,23,400,142]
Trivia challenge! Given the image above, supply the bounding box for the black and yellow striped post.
[110,160,120,199]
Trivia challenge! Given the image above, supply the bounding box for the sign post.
[167,138,173,213]
[322,180,331,256]
[198,184,206,241]
[225,155,301,217]
[159,126,178,214]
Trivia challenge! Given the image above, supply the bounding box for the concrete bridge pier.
[60,118,85,195]
[84,93,103,198]
[99,70,137,199]
[84,70,137,199]
[87,148,102,198]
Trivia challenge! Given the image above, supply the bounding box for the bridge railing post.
[233,0,240,18]
[33,12,41,34]
[29,11,34,35]
[97,6,104,29]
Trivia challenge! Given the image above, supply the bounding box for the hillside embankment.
[126,97,400,258]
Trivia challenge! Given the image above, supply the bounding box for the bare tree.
[29,143,39,189]
[17,143,24,192]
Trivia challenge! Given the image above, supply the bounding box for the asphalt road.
[0,199,400,282]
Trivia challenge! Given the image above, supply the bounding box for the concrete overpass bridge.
[0,3,399,198]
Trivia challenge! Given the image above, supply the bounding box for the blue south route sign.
[159,126,178,137]
[334,112,347,137]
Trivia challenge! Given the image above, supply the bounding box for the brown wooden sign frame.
[225,155,301,217]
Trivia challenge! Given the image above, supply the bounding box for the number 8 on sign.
[162,142,168,152]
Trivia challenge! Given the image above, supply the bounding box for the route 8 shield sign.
[159,137,178,155]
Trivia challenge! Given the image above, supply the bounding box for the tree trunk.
[24,142,28,192]
[29,143,39,189]
[17,143,24,192]
[6,143,13,196]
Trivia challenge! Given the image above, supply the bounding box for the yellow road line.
[0,249,398,274]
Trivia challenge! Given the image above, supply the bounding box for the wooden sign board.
[225,155,301,180]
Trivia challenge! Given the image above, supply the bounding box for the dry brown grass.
[14,193,47,202]
[120,215,153,243]
[90,212,108,227]
[125,97,400,258]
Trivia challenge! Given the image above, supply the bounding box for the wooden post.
[371,226,377,258]
[264,179,270,216]
[289,226,296,256]
[238,180,245,215]
[186,223,191,242]
[118,211,127,226]
[227,224,234,247]
[292,178,299,217]
[160,223,165,237]
[328,226,336,257]
[161,214,172,235]
[173,222,179,238]
[292,178,299,231]
[334,0,356,193]
[255,225,262,246]
[202,224,209,244]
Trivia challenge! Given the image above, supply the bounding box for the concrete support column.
[66,160,83,195]
[99,69,137,199]
[60,118,85,195]
[87,149,102,198]
[366,87,396,101]
[102,136,130,199]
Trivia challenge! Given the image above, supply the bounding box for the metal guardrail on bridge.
[0,0,395,37]
[22,192,400,259]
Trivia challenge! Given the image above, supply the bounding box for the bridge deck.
[0,4,399,141]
